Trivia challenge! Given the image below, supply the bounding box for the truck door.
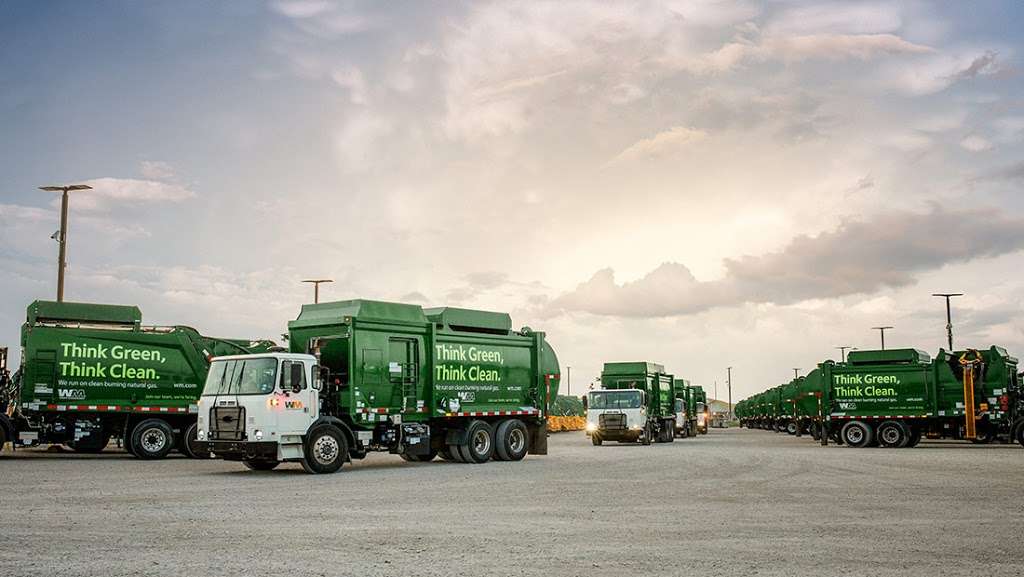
[388,338,420,412]
[277,360,315,434]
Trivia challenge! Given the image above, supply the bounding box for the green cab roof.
[424,306,512,334]
[290,299,428,329]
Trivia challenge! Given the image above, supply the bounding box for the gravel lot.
[1,428,1021,577]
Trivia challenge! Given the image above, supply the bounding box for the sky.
[2,1,1023,402]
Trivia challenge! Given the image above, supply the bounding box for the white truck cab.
[196,353,326,471]
[585,388,651,445]
[674,398,689,438]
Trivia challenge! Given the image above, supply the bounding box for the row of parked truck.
[734,347,1024,448]
[583,361,710,445]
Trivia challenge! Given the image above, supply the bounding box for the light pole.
[793,368,801,379]
[932,293,963,350]
[39,184,92,302]
[301,279,333,303]
[566,366,571,397]
[836,346,856,363]
[726,366,732,419]
[872,326,893,350]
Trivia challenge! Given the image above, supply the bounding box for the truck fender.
[528,419,548,455]
[309,417,355,459]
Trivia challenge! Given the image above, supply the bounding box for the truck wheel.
[131,419,175,459]
[400,450,438,462]
[1016,423,1024,448]
[179,423,211,459]
[841,421,873,448]
[905,427,922,448]
[439,445,461,462]
[67,433,110,454]
[877,421,908,448]
[641,424,652,446]
[0,423,8,452]
[301,425,348,474]
[457,420,494,464]
[786,422,798,435]
[810,422,821,441]
[591,434,603,446]
[243,459,280,471]
[494,419,529,461]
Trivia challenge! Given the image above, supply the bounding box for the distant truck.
[0,300,275,459]
[198,300,560,473]
[691,385,709,434]
[586,362,676,445]
[672,378,698,438]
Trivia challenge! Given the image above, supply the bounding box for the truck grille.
[599,413,626,430]
[209,406,246,441]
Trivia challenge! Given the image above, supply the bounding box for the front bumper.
[592,429,642,441]
[205,440,279,461]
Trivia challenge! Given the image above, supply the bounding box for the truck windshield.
[202,358,278,396]
[589,390,642,409]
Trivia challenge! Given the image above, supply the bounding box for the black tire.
[786,422,798,435]
[243,459,280,471]
[810,422,821,441]
[494,419,529,461]
[877,421,909,448]
[179,422,211,459]
[641,424,652,446]
[301,425,348,474]
[0,424,6,452]
[591,434,602,446]
[131,419,175,460]
[438,445,460,462]
[400,450,438,462]
[67,432,110,453]
[906,427,922,448]
[457,420,494,464]
[841,421,873,448]
[971,422,996,444]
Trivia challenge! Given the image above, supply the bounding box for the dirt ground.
[1,428,1021,577]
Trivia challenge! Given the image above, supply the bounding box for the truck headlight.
[197,429,206,441]
[630,425,643,431]
[585,422,597,432]
[254,429,264,441]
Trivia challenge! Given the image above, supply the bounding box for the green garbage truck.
[586,362,676,445]
[822,347,1021,448]
[199,299,560,473]
[0,300,276,459]
[691,384,709,434]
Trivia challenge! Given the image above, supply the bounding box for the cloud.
[609,126,707,164]
[69,177,196,212]
[139,160,175,180]
[882,49,1003,95]
[272,1,333,20]
[960,135,993,152]
[547,205,1024,317]
[946,50,999,83]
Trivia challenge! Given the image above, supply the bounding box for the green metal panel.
[26,300,141,327]
[423,307,512,334]
[847,348,931,366]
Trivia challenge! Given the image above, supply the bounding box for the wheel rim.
[509,428,525,453]
[141,428,167,453]
[881,427,899,445]
[473,429,491,455]
[313,434,339,465]
[846,427,864,444]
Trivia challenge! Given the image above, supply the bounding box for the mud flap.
[529,420,548,455]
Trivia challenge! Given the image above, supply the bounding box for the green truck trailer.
[823,347,1021,448]
[0,300,275,458]
[199,299,560,473]
[585,362,676,445]
[672,379,708,437]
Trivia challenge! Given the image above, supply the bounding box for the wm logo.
[58,388,87,400]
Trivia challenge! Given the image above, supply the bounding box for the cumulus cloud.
[960,135,993,152]
[547,206,1024,317]
[609,126,707,164]
[69,177,196,212]
[139,160,175,180]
